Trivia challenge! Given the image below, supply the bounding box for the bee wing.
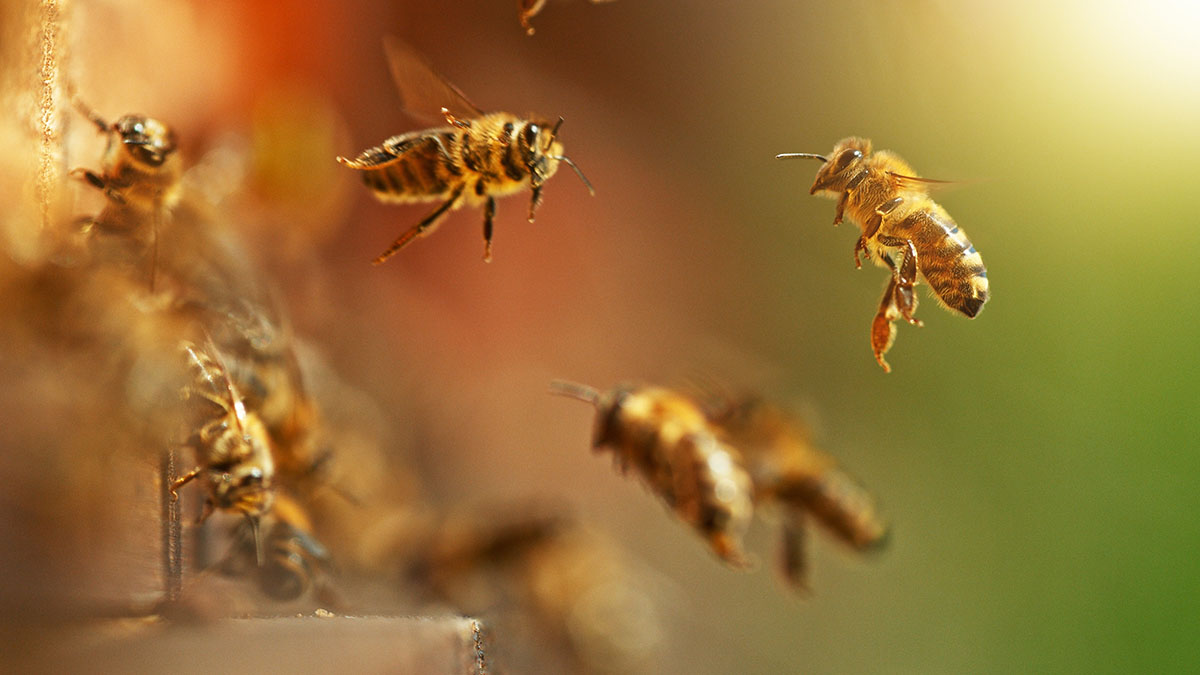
[887,172,972,193]
[383,36,484,123]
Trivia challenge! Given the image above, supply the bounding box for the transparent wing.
[887,171,976,193]
[383,36,484,123]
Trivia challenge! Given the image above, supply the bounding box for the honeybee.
[777,137,989,371]
[70,101,182,285]
[221,493,334,602]
[699,391,888,590]
[337,37,593,264]
[173,340,276,560]
[550,380,754,568]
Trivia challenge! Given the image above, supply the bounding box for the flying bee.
[777,137,989,371]
[70,100,182,286]
[337,37,593,264]
[173,340,276,562]
[550,380,754,568]
[699,391,888,591]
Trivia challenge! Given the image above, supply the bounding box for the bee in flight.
[173,340,277,563]
[777,137,989,371]
[337,38,593,264]
[550,380,755,568]
[697,389,888,591]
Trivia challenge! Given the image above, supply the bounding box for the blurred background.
[3,0,1200,672]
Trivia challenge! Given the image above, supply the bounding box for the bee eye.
[834,148,863,172]
[522,124,539,146]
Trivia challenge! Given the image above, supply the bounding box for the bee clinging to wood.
[173,341,276,561]
[70,100,182,285]
[777,137,989,371]
[698,390,888,591]
[337,37,593,264]
[549,380,754,568]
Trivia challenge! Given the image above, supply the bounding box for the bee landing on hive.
[338,38,593,264]
[778,137,989,371]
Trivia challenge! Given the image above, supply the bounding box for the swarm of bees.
[778,137,989,371]
[5,2,1004,671]
[551,380,888,589]
[337,38,593,264]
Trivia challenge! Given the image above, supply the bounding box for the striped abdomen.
[891,205,989,317]
[346,129,464,203]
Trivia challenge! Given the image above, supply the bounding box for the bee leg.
[876,234,922,327]
[482,196,496,263]
[70,167,127,205]
[527,184,544,223]
[372,185,465,265]
[170,466,202,501]
[836,169,871,225]
[853,236,870,269]
[871,278,901,372]
[440,107,472,129]
[780,508,811,593]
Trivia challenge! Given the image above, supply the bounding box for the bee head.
[809,137,871,195]
[548,380,626,449]
[209,462,276,518]
[777,137,871,196]
[109,115,179,171]
[519,119,563,188]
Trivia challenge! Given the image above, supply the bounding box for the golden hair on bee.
[700,391,888,591]
[174,340,277,563]
[337,37,593,264]
[550,380,754,568]
[777,137,989,371]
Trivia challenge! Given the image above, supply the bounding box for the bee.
[777,137,989,371]
[173,340,276,562]
[70,101,182,286]
[337,37,593,264]
[550,380,754,568]
[699,391,888,590]
[222,493,334,602]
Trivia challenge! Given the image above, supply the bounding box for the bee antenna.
[549,380,601,406]
[545,116,565,149]
[69,89,111,133]
[548,155,595,195]
[775,152,828,162]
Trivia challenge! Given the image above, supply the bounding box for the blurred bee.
[337,37,593,264]
[550,380,754,568]
[221,494,334,602]
[173,340,276,561]
[518,0,617,36]
[777,137,989,371]
[70,100,182,286]
[699,390,888,590]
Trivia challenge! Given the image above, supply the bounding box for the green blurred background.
[22,0,1200,672]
